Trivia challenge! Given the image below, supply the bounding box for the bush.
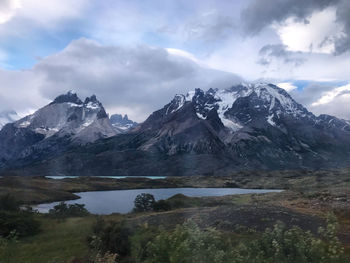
[145,220,230,263]
[152,200,171,212]
[143,216,345,263]
[87,215,345,263]
[48,202,89,218]
[0,194,19,212]
[0,195,41,239]
[89,219,131,259]
[232,214,344,263]
[0,211,40,238]
[134,194,155,212]
[130,225,160,263]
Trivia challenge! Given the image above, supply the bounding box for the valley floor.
[0,168,350,262]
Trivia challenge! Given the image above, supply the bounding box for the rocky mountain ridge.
[4,83,350,176]
[0,91,117,168]
[110,114,138,132]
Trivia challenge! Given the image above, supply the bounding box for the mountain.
[3,83,350,176]
[0,110,19,130]
[0,91,117,169]
[110,114,138,132]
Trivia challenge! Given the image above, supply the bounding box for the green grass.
[0,216,95,263]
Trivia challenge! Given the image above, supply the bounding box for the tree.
[48,202,89,218]
[134,193,155,212]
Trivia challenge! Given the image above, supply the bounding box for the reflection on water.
[34,188,282,215]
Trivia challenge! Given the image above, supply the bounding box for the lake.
[45,176,167,180]
[34,188,282,214]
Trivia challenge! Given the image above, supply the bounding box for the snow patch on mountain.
[165,83,314,132]
[267,115,276,126]
[166,94,186,115]
[12,92,117,140]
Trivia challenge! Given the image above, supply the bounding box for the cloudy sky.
[1,0,350,121]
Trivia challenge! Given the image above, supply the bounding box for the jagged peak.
[50,91,83,105]
[84,94,100,105]
[162,82,314,131]
[67,89,76,94]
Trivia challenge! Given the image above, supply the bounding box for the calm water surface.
[34,188,282,214]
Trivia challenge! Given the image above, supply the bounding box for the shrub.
[0,194,19,212]
[89,219,131,258]
[0,211,40,237]
[145,220,230,263]
[152,200,171,212]
[0,195,40,239]
[48,202,89,218]
[144,216,344,263]
[232,214,344,263]
[130,225,160,263]
[87,215,345,263]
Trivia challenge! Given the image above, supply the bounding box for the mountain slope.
[0,91,117,169]
[3,83,350,176]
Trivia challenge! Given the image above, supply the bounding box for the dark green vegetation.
[1,216,96,263]
[48,202,89,218]
[133,193,156,212]
[89,211,345,263]
[0,194,40,238]
[0,167,349,262]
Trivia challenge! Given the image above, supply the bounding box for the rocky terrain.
[2,83,350,176]
[110,114,138,132]
[0,91,117,169]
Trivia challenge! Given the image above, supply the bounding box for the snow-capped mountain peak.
[0,91,119,168]
[9,92,116,141]
[165,83,312,131]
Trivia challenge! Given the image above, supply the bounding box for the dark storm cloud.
[258,44,305,66]
[334,0,350,54]
[241,0,339,35]
[242,0,350,54]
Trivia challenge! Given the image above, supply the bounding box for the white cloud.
[0,68,47,114]
[166,48,208,67]
[275,7,345,54]
[0,0,21,24]
[0,0,88,38]
[277,82,298,92]
[0,38,242,122]
[312,83,350,106]
[310,92,350,120]
[17,0,87,26]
